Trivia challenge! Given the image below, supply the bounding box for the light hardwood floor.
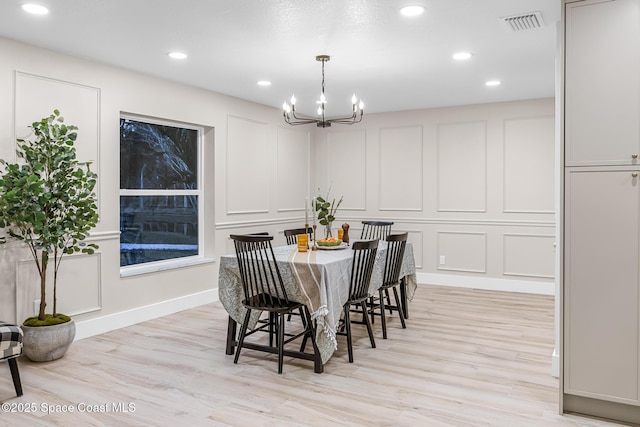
[0,285,631,426]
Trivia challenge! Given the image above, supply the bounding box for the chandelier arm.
[289,109,317,121]
[287,120,320,126]
[322,110,362,124]
[284,116,320,125]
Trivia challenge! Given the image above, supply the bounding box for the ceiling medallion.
[283,55,364,128]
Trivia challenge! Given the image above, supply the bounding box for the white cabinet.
[564,168,640,402]
[564,0,640,166]
[563,0,640,423]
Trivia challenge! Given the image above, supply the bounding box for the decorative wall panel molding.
[436,231,487,273]
[226,115,269,214]
[503,233,555,278]
[276,127,310,212]
[14,71,101,217]
[16,252,102,322]
[379,126,423,211]
[437,121,487,212]
[503,116,555,213]
[326,130,366,210]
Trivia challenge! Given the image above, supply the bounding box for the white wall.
[0,36,555,339]
[315,99,556,294]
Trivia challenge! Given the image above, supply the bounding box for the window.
[119,116,202,268]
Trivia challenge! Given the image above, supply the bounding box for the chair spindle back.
[230,234,289,309]
[360,221,394,241]
[284,227,313,245]
[348,239,379,303]
[382,233,408,288]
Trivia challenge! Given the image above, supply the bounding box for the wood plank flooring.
[0,285,631,426]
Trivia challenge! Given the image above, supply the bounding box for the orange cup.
[297,234,308,252]
[337,228,344,240]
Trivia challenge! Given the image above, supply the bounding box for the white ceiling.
[0,0,561,117]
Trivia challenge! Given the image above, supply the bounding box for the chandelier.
[283,55,364,128]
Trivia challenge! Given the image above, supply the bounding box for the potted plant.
[0,109,98,362]
[314,189,343,239]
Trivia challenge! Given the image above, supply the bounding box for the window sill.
[120,256,215,278]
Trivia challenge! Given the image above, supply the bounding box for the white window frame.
[119,114,207,276]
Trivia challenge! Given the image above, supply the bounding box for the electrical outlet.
[439,255,445,265]
[33,299,41,316]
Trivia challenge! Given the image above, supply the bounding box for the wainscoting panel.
[503,116,555,213]
[326,129,367,210]
[437,121,487,212]
[16,252,102,322]
[276,126,310,212]
[14,72,101,215]
[437,231,487,273]
[503,233,555,279]
[379,126,423,211]
[226,115,269,214]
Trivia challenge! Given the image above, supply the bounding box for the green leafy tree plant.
[0,110,98,326]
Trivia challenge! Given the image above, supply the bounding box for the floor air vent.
[500,11,544,32]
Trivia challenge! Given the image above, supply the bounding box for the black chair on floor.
[230,234,322,373]
[0,321,24,397]
[283,227,313,245]
[360,221,394,241]
[336,239,379,363]
[369,233,408,339]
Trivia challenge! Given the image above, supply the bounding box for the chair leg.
[360,301,376,349]
[277,313,285,374]
[301,307,323,373]
[344,307,354,363]
[8,358,23,397]
[385,289,393,315]
[392,287,407,329]
[379,289,388,339]
[225,316,237,355]
[400,277,409,319]
[269,312,276,347]
[234,310,252,364]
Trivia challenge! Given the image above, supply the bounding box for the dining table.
[217,239,417,371]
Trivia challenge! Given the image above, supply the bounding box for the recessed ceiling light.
[21,4,49,15]
[453,52,473,61]
[400,6,425,17]
[485,80,501,87]
[167,52,187,60]
[257,80,271,87]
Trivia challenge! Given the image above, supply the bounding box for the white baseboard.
[552,347,560,378]
[417,272,555,295]
[74,289,219,341]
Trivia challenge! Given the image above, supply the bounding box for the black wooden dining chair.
[368,233,408,339]
[360,221,394,241]
[230,234,321,373]
[283,227,313,245]
[336,239,379,363]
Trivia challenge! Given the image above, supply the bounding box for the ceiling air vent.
[500,11,544,32]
